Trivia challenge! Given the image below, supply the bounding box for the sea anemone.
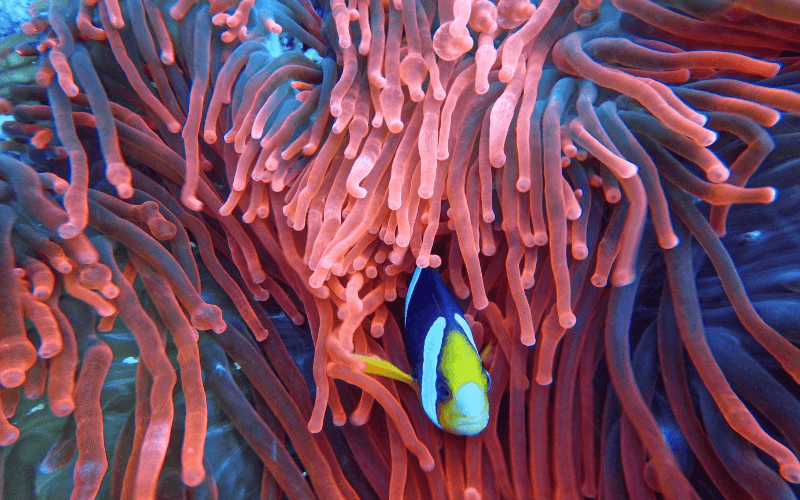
[0,0,799,498]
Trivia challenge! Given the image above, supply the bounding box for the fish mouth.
[450,414,489,436]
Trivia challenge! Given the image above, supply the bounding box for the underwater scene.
[0,0,799,498]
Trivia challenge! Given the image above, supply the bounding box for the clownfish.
[356,267,491,436]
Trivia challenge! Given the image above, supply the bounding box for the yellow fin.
[353,354,416,386]
[480,342,493,362]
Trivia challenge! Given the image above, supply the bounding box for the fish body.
[404,267,490,435]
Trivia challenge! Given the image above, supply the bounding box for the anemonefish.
[356,266,491,436]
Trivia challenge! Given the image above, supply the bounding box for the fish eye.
[484,369,491,391]
[436,376,451,400]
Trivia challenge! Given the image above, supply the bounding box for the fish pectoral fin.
[353,354,416,387]
[480,342,493,362]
